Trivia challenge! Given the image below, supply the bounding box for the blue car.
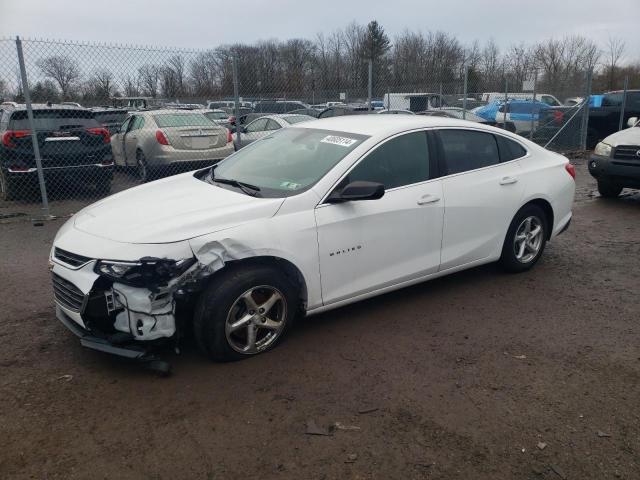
[476,100,550,134]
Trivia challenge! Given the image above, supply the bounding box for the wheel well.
[524,199,554,239]
[204,256,308,311]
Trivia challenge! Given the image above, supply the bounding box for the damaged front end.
[51,238,251,359]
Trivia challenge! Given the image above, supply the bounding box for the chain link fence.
[0,36,595,219]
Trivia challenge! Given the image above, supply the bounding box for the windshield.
[153,113,212,128]
[283,115,314,124]
[207,128,369,197]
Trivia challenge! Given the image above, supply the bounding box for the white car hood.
[73,173,285,244]
[602,127,640,147]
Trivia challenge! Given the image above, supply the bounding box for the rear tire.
[499,204,548,273]
[0,168,19,201]
[136,151,150,183]
[193,265,298,362]
[597,180,622,198]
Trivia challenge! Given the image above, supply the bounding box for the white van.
[480,92,561,107]
[382,93,447,112]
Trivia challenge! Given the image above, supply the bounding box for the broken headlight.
[95,257,197,288]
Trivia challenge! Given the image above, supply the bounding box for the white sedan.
[50,116,575,362]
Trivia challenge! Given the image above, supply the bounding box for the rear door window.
[246,118,269,133]
[346,131,430,189]
[265,119,282,131]
[131,116,145,130]
[438,129,500,175]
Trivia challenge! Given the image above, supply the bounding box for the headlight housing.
[594,142,612,157]
[95,257,196,289]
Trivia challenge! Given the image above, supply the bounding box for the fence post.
[580,69,593,150]
[618,75,629,131]
[15,36,50,218]
[462,65,468,119]
[232,56,241,148]
[529,68,537,140]
[367,59,372,111]
[503,77,508,126]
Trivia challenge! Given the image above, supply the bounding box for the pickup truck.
[535,90,640,150]
[587,90,640,148]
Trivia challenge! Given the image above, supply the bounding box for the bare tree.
[138,64,160,98]
[90,69,116,100]
[605,36,625,89]
[36,55,80,99]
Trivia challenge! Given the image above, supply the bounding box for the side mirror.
[326,181,385,203]
[627,117,638,128]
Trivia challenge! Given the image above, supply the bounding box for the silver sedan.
[233,114,316,149]
[111,109,234,182]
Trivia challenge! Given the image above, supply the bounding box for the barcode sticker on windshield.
[320,135,357,147]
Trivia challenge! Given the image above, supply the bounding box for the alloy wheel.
[513,216,544,264]
[225,286,287,354]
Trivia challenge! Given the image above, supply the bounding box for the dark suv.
[0,104,113,200]
[90,107,129,136]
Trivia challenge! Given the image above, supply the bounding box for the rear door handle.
[499,176,518,185]
[417,194,441,205]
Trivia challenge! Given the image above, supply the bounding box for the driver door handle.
[499,176,518,185]
[417,194,441,205]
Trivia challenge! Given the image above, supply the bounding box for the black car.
[0,104,113,200]
[91,107,129,135]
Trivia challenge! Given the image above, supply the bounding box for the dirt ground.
[1,158,639,480]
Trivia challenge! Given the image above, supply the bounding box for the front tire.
[597,180,622,198]
[193,265,298,361]
[499,204,548,273]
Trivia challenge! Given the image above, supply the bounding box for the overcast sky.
[2,0,639,61]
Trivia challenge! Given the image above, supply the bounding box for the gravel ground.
[1,158,639,480]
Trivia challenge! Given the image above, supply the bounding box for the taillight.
[86,127,111,143]
[226,128,233,143]
[155,130,169,145]
[553,110,564,125]
[2,130,31,148]
[565,163,576,179]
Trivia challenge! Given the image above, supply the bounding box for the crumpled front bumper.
[56,304,149,359]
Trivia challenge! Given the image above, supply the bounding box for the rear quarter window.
[497,135,527,161]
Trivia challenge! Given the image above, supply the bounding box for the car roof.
[295,114,504,137]
[3,103,88,111]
